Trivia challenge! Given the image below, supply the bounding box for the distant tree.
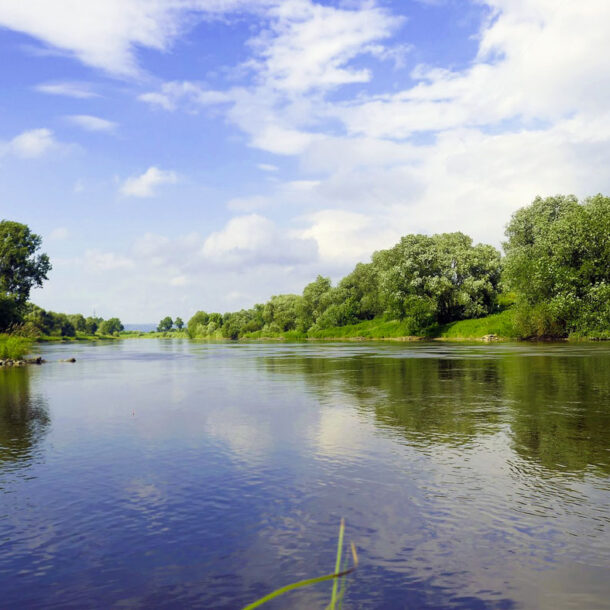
[0,220,51,329]
[297,275,332,331]
[187,311,209,337]
[84,316,102,335]
[99,317,124,335]
[174,316,184,331]
[68,313,87,333]
[262,294,301,332]
[157,316,173,332]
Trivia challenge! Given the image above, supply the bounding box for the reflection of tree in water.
[502,354,610,476]
[0,368,50,468]
[262,354,506,446]
[261,349,610,476]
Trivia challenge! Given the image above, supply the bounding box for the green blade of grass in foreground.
[242,520,358,610]
[330,518,345,610]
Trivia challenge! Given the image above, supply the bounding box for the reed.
[243,519,358,610]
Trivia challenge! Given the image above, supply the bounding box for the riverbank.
[240,310,519,342]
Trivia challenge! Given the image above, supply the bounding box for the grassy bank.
[120,330,189,338]
[0,334,32,360]
[241,309,519,342]
[432,309,518,339]
[36,332,119,342]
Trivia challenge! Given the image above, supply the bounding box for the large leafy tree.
[504,194,610,337]
[0,220,51,329]
[374,232,501,326]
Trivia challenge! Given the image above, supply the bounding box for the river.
[1,339,609,609]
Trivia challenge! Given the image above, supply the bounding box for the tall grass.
[243,519,358,609]
[0,334,32,360]
[431,309,518,339]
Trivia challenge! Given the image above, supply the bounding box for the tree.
[297,275,332,331]
[84,317,101,335]
[504,194,610,337]
[0,220,51,329]
[99,318,124,335]
[175,316,184,331]
[157,316,173,332]
[374,232,501,326]
[68,313,86,333]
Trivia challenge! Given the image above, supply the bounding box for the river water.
[1,339,609,609]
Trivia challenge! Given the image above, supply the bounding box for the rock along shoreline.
[0,357,76,368]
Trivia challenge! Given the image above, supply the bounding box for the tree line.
[0,220,124,337]
[186,195,610,340]
[2,194,609,341]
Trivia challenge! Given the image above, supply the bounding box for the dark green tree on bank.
[504,194,610,337]
[175,317,184,331]
[157,316,173,332]
[0,220,51,330]
[99,318,124,335]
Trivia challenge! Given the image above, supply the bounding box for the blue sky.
[1,0,609,322]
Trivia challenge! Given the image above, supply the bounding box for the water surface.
[1,340,609,608]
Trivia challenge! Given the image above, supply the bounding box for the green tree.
[157,316,173,332]
[374,232,501,326]
[99,317,124,335]
[297,275,333,331]
[68,313,87,333]
[84,316,102,335]
[0,220,51,329]
[504,194,610,337]
[174,316,184,331]
[262,294,302,332]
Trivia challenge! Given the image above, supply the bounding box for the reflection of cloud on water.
[314,405,373,462]
[204,410,273,460]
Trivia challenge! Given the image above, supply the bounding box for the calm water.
[1,340,609,609]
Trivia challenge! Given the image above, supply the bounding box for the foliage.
[24,305,76,337]
[174,316,184,330]
[503,194,610,338]
[0,334,32,360]
[188,231,503,340]
[157,316,173,332]
[374,232,502,324]
[99,317,124,335]
[0,220,51,330]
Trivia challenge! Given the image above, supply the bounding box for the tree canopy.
[0,220,51,330]
[504,194,610,337]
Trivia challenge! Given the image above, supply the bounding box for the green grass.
[37,332,118,342]
[430,309,518,339]
[0,334,32,360]
[120,330,189,339]
[308,318,420,339]
[243,309,519,342]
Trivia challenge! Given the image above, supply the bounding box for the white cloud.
[247,1,399,93]
[300,209,401,266]
[66,115,118,132]
[35,80,99,98]
[49,227,69,240]
[138,81,232,111]
[257,163,278,172]
[2,128,57,158]
[0,0,276,77]
[120,167,178,198]
[85,249,135,271]
[202,214,317,266]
